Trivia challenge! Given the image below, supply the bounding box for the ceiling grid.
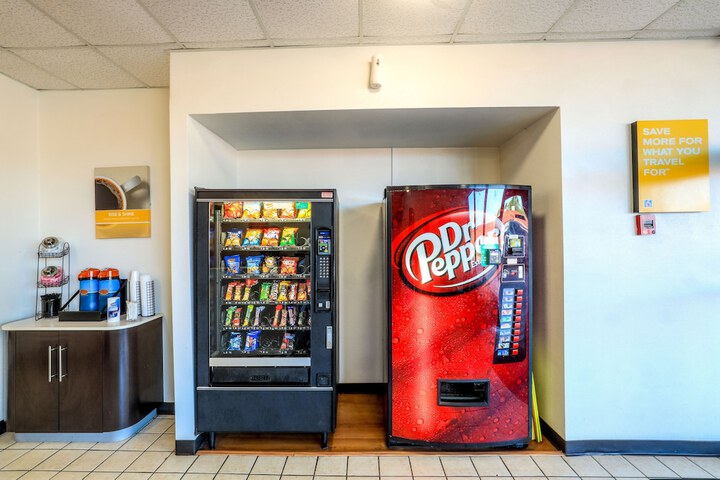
[0,0,716,90]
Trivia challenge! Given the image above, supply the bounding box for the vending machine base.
[196,386,336,449]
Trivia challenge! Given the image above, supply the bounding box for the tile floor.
[1,416,719,480]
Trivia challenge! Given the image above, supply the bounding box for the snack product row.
[224,201,311,220]
[225,329,308,354]
[224,254,306,276]
[223,227,303,248]
[224,279,310,303]
[224,304,311,329]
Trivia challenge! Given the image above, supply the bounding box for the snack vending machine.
[194,188,338,448]
[386,185,532,449]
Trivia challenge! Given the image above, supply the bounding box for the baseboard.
[338,383,386,394]
[565,440,720,456]
[157,402,175,415]
[0,421,6,435]
[539,418,566,452]
[176,434,207,455]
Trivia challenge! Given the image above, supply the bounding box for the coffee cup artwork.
[95,166,151,239]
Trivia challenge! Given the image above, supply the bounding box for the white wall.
[37,89,174,400]
[170,40,720,444]
[0,74,39,420]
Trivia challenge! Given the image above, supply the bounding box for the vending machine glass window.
[194,189,338,449]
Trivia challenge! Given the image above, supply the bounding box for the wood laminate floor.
[206,393,559,455]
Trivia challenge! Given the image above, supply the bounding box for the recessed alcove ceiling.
[191,107,557,150]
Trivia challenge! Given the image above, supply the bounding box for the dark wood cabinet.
[7,316,163,436]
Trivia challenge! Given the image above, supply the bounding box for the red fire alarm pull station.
[636,214,656,235]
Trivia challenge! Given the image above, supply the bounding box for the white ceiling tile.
[0,0,82,48]
[0,48,76,89]
[634,28,720,39]
[363,0,467,37]
[31,0,174,45]
[140,0,264,43]
[455,32,546,43]
[544,31,637,41]
[255,0,357,39]
[97,45,175,87]
[460,0,573,34]
[552,0,678,32]
[646,0,720,30]
[10,47,145,89]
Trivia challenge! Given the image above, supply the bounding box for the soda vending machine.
[194,188,338,448]
[386,184,531,449]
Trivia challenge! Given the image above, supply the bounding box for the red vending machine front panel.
[387,185,531,448]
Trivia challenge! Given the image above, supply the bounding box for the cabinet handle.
[59,346,67,382]
[48,346,57,382]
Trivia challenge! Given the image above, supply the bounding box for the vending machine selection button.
[503,288,515,296]
[516,289,524,295]
[512,349,519,355]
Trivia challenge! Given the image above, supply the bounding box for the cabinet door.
[13,332,59,432]
[58,331,103,432]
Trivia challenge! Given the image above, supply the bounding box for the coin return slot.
[437,379,490,407]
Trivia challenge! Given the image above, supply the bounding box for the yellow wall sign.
[632,119,709,213]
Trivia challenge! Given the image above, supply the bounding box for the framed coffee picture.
[95,166,151,239]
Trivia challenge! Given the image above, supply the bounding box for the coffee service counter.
[2,314,163,442]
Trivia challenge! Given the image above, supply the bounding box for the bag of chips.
[241,202,261,219]
[224,202,243,219]
[262,202,278,219]
[281,332,295,351]
[277,281,291,302]
[261,227,281,246]
[276,202,296,219]
[280,256,299,275]
[279,227,298,246]
[246,255,263,275]
[228,332,243,351]
[244,330,261,351]
[297,282,307,301]
[296,202,311,218]
[242,229,262,246]
[224,255,241,275]
[262,256,279,274]
[224,229,243,247]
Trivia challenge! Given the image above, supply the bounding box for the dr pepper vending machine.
[386,184,532,449]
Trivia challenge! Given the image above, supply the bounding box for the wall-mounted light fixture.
[369,55,382,90]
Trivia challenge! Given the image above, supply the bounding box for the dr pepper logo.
[393,208,497,295]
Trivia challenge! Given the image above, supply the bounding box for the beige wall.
[0,74,40,419]
[500,110,565,437]
[37,89,174,400]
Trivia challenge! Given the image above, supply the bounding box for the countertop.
[1,314,162,331]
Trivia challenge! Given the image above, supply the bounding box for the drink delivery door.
[386,185,532,449]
